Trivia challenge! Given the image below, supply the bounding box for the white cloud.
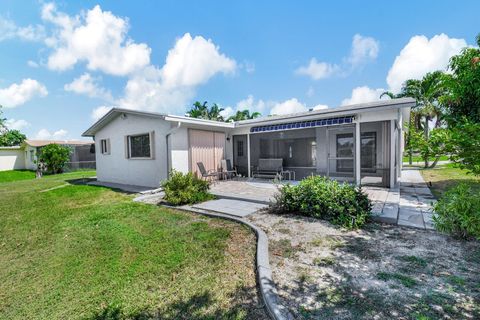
[42,3,151,76]
[0,17,45,42]
[312,104,328,110]
[295,58,338,80]
[341,86,386,106]
[0,79,48,108]
[35,128,68,140]
[386,33,467,92]
[347,34,379,67]
[296,34,379,80]
[306,86,315,97]
[118,33,237,113]
[270,98,308,115]
[64,73,112,101]
[5,119,30,130]
[161,33,236,88]
[27,60,39,68]
[91,106,112,121]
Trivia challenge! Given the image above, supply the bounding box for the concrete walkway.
[192,198,268,217]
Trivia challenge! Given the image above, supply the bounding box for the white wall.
[94,114,170,188]
[0,148,26,171]
[24,145,37,170]
[169,126,189,173]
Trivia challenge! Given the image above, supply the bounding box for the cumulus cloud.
[220,95,267,119]
[347,34,379,67]
[91,106,112,121]
[64,73,112,101]
[118,33,237,113]
[0,79,48,108]
[35,128,68,140]
[41,3,151,76]
[387,33,466,92]
[27,60,39,68]
[295,58,339,80]
[296,34,379,80]
[341,86,386,106]
[0,17,45,42]
[5,119,30,130]
[270,98,308,115]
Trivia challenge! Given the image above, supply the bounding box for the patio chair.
[221,159,238,180]
[197,162,221,182]
[252,158,283,180]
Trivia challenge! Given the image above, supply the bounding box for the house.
[0,139,95,171]
[82,98,415,189]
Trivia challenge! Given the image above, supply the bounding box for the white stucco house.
[82,98,415,189]
[0,140,94,171]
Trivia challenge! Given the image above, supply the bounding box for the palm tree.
[186,101,225,121]
[381,71,447,167]
[226,110,261,122]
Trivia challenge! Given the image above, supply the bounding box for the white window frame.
[100,139,110,155]
[126,132,155,160]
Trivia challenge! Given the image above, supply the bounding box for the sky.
[0,1,478,140]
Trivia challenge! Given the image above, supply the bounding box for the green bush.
[38,144,71,174]
[433,183,480,240]
[270,176,371,229]
[161,170,215,205]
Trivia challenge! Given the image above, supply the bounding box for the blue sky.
[0,1,478,140]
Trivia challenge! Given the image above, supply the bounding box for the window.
[361,132,376,171]
[30,150,34,162]
[127,133,152,159]
[237,140,244,157]
[100,139,110,155]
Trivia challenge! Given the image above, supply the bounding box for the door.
[189,129,225,177]
[233,135,248,176]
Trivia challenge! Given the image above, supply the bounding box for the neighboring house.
[82,98,415,189]
[0,140,95,171]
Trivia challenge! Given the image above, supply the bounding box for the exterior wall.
[169,126,189,173]
[94,114,170,188]
[0,148,26,171]
[24,145,38,170]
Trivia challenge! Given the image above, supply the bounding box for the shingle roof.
[24,139,93,147]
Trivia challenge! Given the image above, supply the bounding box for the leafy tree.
[448,120,480,175]
[0,129,26,146]
[441,34,480,124]
[226,109,261,122]
[381,71,448,167]
[0,105,6,133]
[186,101,225,121]
[38,144,71,174]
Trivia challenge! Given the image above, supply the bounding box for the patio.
[207,168,435,230]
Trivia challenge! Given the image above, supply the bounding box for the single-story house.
[0,139,95,171]
[82,98,415,189]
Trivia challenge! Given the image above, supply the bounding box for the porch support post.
[390,119,395,188]
[247,133,251,178]
[355,121,361,185]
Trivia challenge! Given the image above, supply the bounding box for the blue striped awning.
[250,116,354,133]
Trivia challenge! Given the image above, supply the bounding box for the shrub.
[38,144,71,174]
[161,170,215,205]
[270,176,371,229]
[433,183,480,240]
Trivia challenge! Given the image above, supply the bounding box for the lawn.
[0,169,36,182]
[402,155,449,163]
[0,171,266,319]
[420,163,480,198]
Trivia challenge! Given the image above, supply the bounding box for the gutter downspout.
[165,122,182,177]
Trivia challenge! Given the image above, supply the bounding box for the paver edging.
[162,204,292,320]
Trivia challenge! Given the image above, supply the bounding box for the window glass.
[101,139,108,154]
[361,132,376,170]
[237,140,244,157]
[129,134,150,158]
[336,133,354,172]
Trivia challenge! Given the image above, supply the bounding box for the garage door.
[189,129,225,177]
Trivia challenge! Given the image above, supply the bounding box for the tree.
[186,101,225,121]
[0,105,6,133]
[381,71,448,167]
[0,129,26,146]
[226,109,261,122]
[441,34,480,124]
[38,144,71,174]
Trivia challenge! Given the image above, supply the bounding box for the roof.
[0,146,22,150]
[24,139,93,147]
[82,98,415,137]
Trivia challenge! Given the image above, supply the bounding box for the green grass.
[420,163,480,198]
[402,155,449,163]
[0,170,36,182]
[0,172,264,319]
[377,272,417,288]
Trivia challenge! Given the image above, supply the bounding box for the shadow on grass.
[88,285,268,320]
